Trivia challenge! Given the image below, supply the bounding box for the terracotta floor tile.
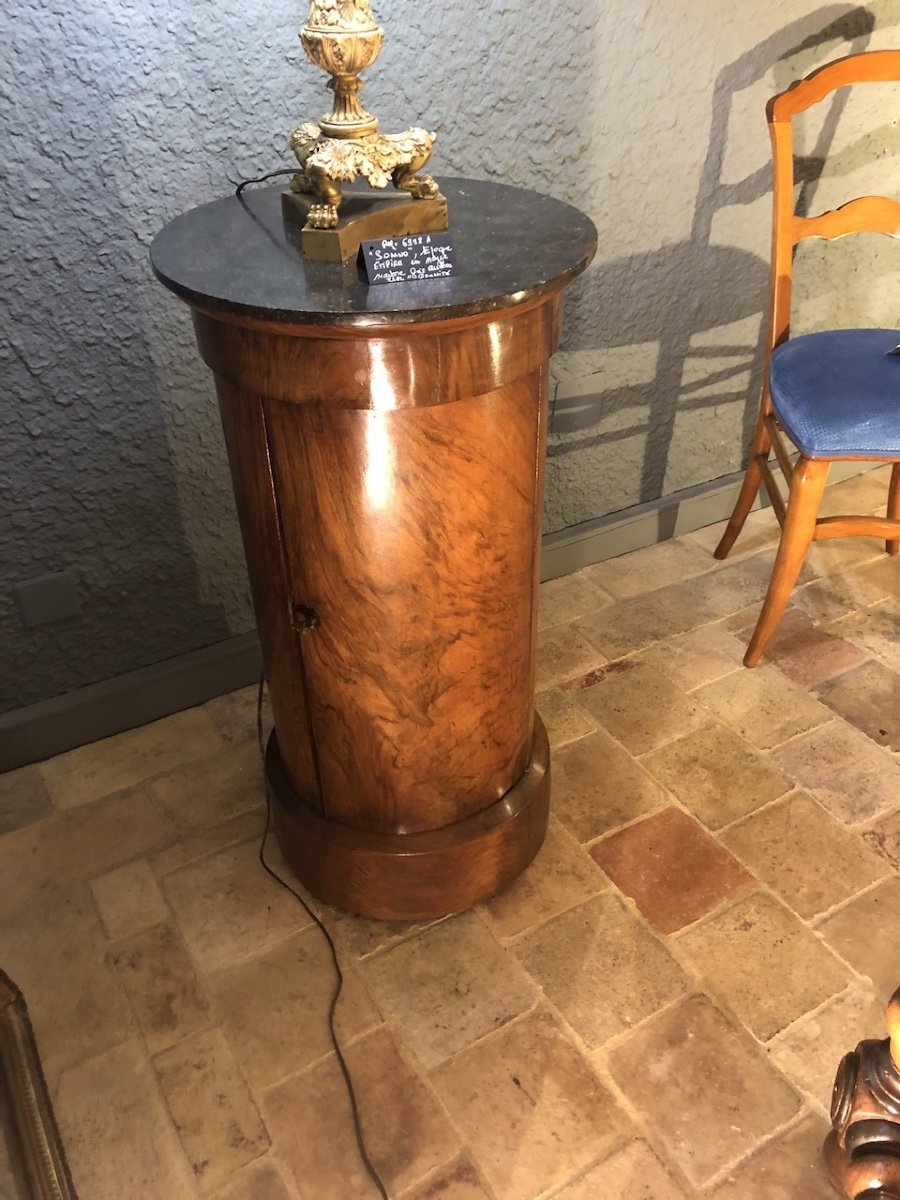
[695,665,831,750]
[0,763,51,833]
[721,793,887,920]
[206,1160,297,1200]
[855,555,900,600]
[54,1039,197,1200]
[535,687,598,748]
[863,809,900,870]
[795,569,890,623]
[431,1008,631,1200]
[38,706,224,809]
[535,623,607,690]
[816,468,892,517]
[161,837,311,973]
[551,1139,692,1199]
[481,819,606,939]
[640,722,791,830]
[744,609,867,688]
[538,571,612,630]
[91,857,171,940]
[589,806,755,935]
[316,906,444,962]
[551,728,668,843]
[153,1027,269,1190]
[0,785,173,921]
[772,721,900,824]
[701,551,817,619]
[677,892,850,1040]
[0,885,138,1088]
[723,602,782,635]
[607,994,801,1188]
[202,684,272,746]
[207,925,380,1089]
[111,922,213,1055]
[148,741,265,832]
[768,984,886,1110]
[638,624,745,692]
[815,659,900,751]
[512,893,689,1048]
[816,878,900,1000]
[574,581,721,659]
[687,505,780,559]
[831,600,900,673]
[732,605,816,644]
[582,536,714,600]
[707,1113,835,1200]
[264,1025,460,1199]
[577,661,707,755]
[399,1157,494,1200]
[359,911,536,1069]
[806,536,885,576]
[151,811,266,878]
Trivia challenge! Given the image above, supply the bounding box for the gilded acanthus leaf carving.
[306,0,378,31]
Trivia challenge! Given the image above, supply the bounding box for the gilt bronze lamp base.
[286,2,447,260]
[283,186,448,262]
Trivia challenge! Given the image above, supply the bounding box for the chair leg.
[714,419,772,560]
[887,462,900,556]
[744,457,829,668]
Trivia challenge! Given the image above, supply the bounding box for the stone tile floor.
[2,466,900,1199]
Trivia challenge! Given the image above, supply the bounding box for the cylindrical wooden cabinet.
[152,178,596,918]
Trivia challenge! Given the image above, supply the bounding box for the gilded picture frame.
[0,971,77,1200]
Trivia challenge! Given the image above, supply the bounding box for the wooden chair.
[715,50,900,667]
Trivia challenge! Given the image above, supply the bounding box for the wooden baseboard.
[540,460,867,580]
[0,633,262,773]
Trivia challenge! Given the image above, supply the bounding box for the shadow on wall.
[553,5,878,519]
[0,7,233,713]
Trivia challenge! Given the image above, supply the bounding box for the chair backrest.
[767,50,900,353]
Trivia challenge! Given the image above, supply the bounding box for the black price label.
[361,232,456,286]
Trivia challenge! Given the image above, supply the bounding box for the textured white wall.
[2,0,900,710]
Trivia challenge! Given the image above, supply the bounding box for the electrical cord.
[232,168,299,197]
[255,675,389,1200]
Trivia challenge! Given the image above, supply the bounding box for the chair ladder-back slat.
[794,196,900,244]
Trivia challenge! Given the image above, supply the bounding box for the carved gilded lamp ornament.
[284,0,448,260]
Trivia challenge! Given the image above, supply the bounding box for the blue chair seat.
[769,328,900,458]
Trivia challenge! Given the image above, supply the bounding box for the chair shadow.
[552,4,878,512]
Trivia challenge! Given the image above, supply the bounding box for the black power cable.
[232,168,299,197]
[255,675,389,1200]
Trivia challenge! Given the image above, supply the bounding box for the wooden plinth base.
[266,716,550,920]
[282,189,449,263]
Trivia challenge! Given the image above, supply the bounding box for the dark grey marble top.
[150,178,597,327]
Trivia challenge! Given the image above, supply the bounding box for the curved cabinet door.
[265,368,547,834]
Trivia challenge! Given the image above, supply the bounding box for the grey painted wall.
[2,0,900,713]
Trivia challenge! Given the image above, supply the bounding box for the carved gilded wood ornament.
[290,0,442,230]
[826,986,900,1198]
